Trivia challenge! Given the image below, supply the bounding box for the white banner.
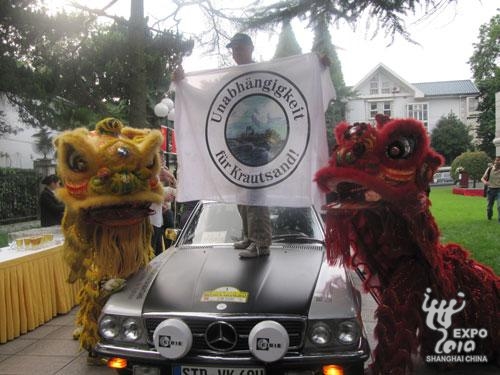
[173,53,335,207]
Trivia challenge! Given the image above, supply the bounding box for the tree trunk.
[128,0,147,127]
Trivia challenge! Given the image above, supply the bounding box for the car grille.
[145,317,305,354]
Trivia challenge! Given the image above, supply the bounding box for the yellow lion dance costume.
[54,118,164,351]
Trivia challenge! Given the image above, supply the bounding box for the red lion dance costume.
[315,115,499,374]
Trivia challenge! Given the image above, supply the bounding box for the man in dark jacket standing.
[481,156,500,221]
[40,174,65,227]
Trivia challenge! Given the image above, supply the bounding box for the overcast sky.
[52,0,499,86]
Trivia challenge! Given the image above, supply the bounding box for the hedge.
[0,168,41,224]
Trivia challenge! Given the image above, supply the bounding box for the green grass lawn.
[429,185,499,275]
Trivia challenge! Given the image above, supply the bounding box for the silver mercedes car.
[94,201,369,375]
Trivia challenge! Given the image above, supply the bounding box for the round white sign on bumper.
[153,319,192,359]
[248,320,289,362]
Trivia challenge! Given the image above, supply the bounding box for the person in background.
[40,174,65,227]
[149,198,164,256]
[160,165,177,248]
[481,156,500,222]
[150,155,178,256]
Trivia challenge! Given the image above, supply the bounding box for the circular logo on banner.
[206,71,310,189]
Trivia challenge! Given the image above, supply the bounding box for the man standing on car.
[171,33,272,258]
[481,156,500,221]
[225,33,273,258]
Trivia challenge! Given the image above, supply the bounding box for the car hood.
[141,245,324,315]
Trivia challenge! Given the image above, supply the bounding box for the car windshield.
[178,202,324,246]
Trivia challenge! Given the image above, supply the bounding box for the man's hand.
[171,66,185,82]
[318,54,331,68]
[160,167,176,187]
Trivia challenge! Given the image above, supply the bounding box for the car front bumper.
[95,337,370,373]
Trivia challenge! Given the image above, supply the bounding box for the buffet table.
[0,243,81,343]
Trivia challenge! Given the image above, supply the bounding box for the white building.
[0,96,56,170]
[346,63,480,135]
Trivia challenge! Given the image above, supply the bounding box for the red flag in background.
[170,128,177,154]
[161,125,177,154]
[160,126,168,152]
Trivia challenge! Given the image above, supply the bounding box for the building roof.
[352,63,425,98]
[411,80,479,96]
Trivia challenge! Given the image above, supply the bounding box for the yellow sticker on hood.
[201,286,249,303]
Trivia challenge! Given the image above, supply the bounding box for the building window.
[381,81,391,94]
[467,97,479,115]
[383,102,392,116]
[369,102,392,119]
[407,103,429,128]
[370,77,379,95]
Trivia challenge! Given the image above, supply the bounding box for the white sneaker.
[239,243,270,258]
[233,238,252,249]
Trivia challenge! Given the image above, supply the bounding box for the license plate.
[172,365,266,375]
[133,365,161,374]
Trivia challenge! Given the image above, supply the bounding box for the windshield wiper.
[272,233,324,244]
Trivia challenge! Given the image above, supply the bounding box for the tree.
[128,0,147,127]
[450,151,490,187]
[32,127,54,159]
[273,20,302,59]
[161,0,460,60]
[243,0,460,42]
[469,14,500,159]
[0,0,92,132]
[0,0,193,135]
[311,13,351,151]
[430,112,472,165]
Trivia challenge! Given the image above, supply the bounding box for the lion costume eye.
[387,137,414,159]
[67,148,88,172]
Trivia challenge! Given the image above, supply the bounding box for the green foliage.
[0,168,40,224]
[244,0,458,42]
[469,14,500,158]
[310,14,351,152]
[0,0,92,130]
[450,151,490,183]
[273,20,302,59]
[430,112,472,165]
[0,0,193,134]
[430,186,499,275]
[32,127,54,159]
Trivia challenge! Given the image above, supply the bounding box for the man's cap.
[226,33,253,48]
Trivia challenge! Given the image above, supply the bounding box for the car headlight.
[99,315,120,339]
[123,318,142,341]
[309,322,332,346]
[336,320,359,345]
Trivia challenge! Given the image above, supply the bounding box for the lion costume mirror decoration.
[54,118,164,351]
